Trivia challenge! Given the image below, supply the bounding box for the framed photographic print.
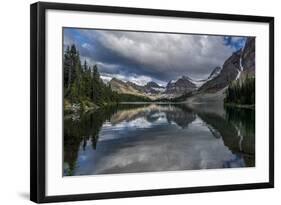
[30,1,274,203]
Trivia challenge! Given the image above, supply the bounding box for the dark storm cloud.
[64,28,246,85]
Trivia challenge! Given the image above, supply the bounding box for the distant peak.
[110,77,125,84]
[181,75,190,80]
[110,77,119,82]
[207,66,222,80]
[146,81,161,88]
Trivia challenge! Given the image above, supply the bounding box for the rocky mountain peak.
[199,51,241,93]
[126,81,145,92]
[146,81,162,88]
[198,37,255,93]
[241,37,255,76]
[109,37,255,98]
[110,77,125,85]
[207,66,221,80]
[165,75,196,95]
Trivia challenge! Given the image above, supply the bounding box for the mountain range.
[107,37,255,101]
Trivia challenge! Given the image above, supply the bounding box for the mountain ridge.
[108,37,255,101]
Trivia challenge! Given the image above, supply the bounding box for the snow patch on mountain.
[207,66,222,81]
[239,56,244,72]
[188,79,208,88]
[180,67,222,89]
[235,70,241,80]
[236,44,246,81]
[236,50,245,81]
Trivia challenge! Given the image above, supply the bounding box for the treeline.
[64,44,119,108]
[118,93,152,102]
[224,76,255,105]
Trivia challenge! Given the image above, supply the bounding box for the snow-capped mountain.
[184,66,222,89]
[207,66,222,80]
[144,81,165,94]
[108,37,255,99]
[165,76,197,95]
[199,37,255,93]
[109,79,166,99]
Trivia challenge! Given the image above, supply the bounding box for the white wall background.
[0,0,278,204]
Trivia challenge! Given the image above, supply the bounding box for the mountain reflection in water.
[64,103,255,176]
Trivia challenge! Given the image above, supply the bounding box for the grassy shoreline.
[64,99,119,114]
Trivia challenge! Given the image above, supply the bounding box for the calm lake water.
[64,103,255,176]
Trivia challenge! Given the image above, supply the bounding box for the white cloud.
[95,31,234,80]
[81,42,91,49]
[100,72,166,86]
[67,29,241,82]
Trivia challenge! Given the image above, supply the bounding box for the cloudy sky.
[64,28,246,86]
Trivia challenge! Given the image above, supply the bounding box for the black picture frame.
[30,1,274,203]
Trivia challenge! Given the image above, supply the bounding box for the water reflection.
[64,103,255,176]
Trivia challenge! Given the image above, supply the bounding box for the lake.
[63,103,255,176]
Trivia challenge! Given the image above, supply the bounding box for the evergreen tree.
[63,44,119,107]
[224,75,255,105]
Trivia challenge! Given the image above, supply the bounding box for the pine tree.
[64,44,119,107]
[224,75,255,105]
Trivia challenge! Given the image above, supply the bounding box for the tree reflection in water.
[64,103,255,176]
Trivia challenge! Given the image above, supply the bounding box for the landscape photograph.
[63,28,255,176]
